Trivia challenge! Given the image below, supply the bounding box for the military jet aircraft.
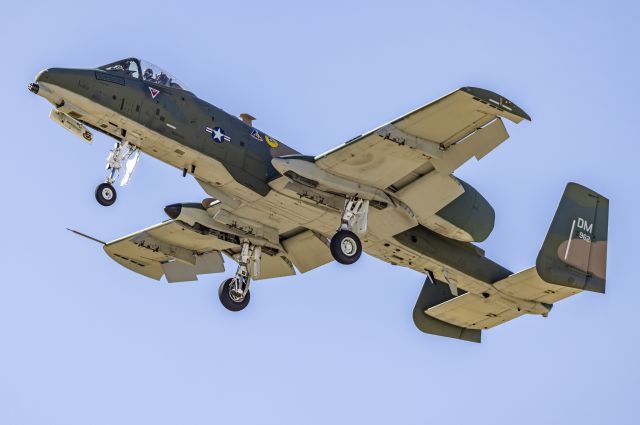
[28,58,608,342]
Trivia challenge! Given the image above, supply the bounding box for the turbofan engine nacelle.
[426,179,495,242]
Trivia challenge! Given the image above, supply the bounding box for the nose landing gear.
[329,197,368,265]
[95,182,117,206]
[95,141,140,206]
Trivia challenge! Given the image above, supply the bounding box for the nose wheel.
[94,141,140,206]
[95,182,117,206]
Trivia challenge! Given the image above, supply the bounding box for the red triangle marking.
[148,87,160,99]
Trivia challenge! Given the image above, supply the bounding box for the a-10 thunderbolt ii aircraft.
[28,58,608,342]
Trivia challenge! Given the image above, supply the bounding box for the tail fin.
[536,183,609,293]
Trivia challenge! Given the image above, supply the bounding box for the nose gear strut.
[95,141,140,206]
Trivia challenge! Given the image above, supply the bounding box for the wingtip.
[461,86,531,122]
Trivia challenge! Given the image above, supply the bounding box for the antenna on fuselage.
[240,113,256,126]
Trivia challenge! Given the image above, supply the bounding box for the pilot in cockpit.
[156,72,170,86]
[143,68,156,83]
[122,60,134,76]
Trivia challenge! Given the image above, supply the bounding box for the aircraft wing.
[102,220,233,282]
[101,219,295,283]
[315,87,530,189]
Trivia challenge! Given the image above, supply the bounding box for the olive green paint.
[536,182,608,293]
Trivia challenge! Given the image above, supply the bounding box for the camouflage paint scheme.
[29,59,609,342]
[536,183,608,293]
[34,61,295,196]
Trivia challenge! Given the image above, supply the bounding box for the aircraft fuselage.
[33,66,292,199]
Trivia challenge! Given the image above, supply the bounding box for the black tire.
[330,230,362,265]
[95,182,117,206]
[218,278,250,312]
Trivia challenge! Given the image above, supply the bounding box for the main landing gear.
[218,239,261,312]
[329,196,369,265]
[95,141,140,206]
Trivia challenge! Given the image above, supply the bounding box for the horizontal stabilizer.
[413,277,481,343]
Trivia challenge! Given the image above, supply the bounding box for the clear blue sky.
[1,1,638,424]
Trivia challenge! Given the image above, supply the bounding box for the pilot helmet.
[143,68,154,80]
[157,73,169,85]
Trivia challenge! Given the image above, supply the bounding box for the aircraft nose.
[164,204,182,220]
[29,68,51,94]
[34,67,82,88]
[35,67,71,82]
[34,68,49,83]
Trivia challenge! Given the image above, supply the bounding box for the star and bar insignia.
[205,126,231,143]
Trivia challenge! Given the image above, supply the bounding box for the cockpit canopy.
[98,58,189,91]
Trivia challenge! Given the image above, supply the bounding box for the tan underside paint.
[49,83,540,309]
[426,267,581,329]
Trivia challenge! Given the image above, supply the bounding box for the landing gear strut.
[218,240,261,312]
[95,140,139,206]
[329,196,368,265]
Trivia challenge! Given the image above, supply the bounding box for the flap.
[395,171,464,222]
[161,255,225,283]
[282,230,334,273]
[430,118,509,175]
[242,251,296,280]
